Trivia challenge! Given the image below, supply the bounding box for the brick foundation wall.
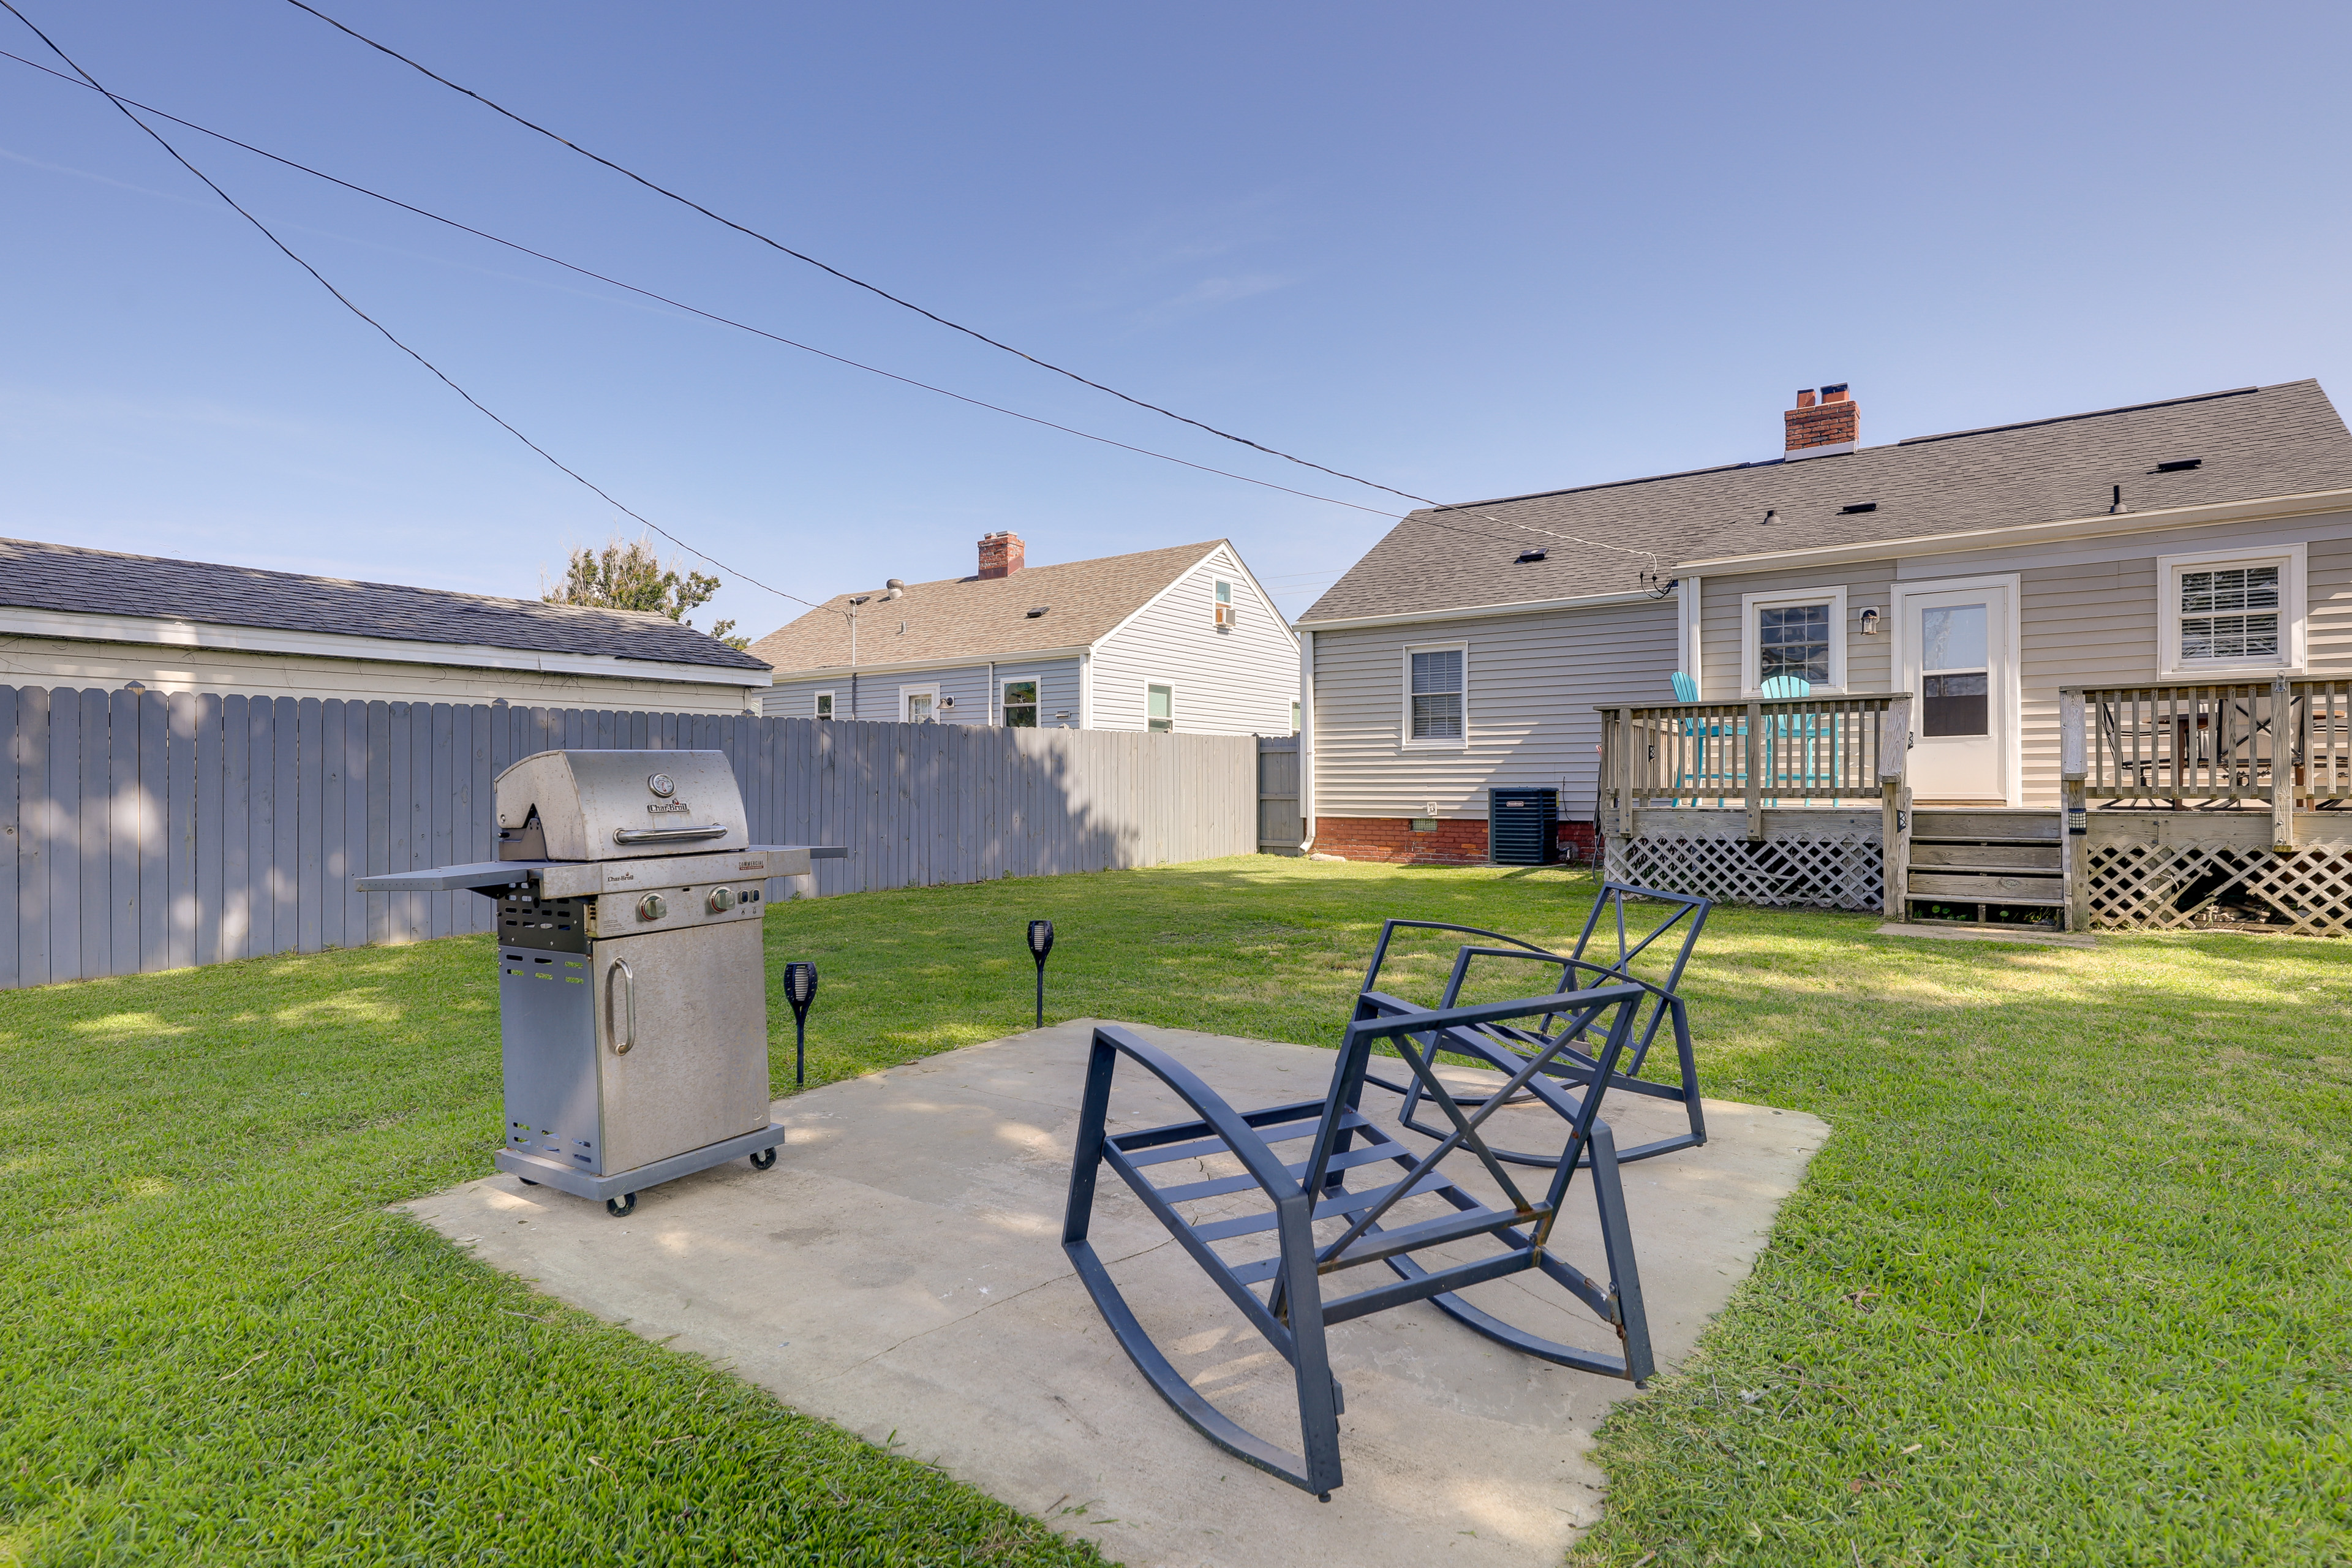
[1313,816,1598,867]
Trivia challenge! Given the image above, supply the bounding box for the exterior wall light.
[1859,608,1882,636]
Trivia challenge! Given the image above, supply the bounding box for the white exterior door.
[1899,579,2016,802]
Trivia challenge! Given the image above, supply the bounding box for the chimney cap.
[1821,383,1850,402]
[1795,388,1817,409]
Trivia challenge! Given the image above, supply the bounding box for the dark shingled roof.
[749,540,1225,672]
[1300,379,2352,624]
[0,537,771,671]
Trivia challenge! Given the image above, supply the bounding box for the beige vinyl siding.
[1310,598,1678,822]
[1089,544,1297,735]
[1695,560,1896,699]
[2312,532,2352,671]
[0,634,760,713]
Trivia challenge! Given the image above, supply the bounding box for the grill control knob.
[636,893,668,922]
[707,886,737,913]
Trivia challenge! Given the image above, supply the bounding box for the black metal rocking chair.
[1356,881,1712,1169]
[1061,983,1656,1498]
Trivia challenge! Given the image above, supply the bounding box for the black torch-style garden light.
[784,961,819,1086]
[1027,920,1054,1028]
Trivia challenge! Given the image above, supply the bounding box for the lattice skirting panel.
[2087,839,2352,935]
[1615,831,1883,912]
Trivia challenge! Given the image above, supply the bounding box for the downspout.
[986,660,995,725]
[1680,575,1703,693]
[1297,628,1316,852]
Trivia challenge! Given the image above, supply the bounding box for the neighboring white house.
[0,536,772,712]
[1296,379,2352,862]
[750,532,1298,735]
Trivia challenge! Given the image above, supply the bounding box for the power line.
[0,4,834,608]
[281,0,1446,510]
[4,16,1667,602]
[277,4,1672,578]
[0,47,1404,524]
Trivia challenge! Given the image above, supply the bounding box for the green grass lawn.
[5,857,2349,1565]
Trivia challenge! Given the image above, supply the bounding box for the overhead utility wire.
[281,0,1450,511]
[0,48,1400,524]
[0,48,1660,583]
[0,6,834,608]
[281,4,1668,584]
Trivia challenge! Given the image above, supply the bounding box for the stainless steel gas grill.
[356,749,842,1216]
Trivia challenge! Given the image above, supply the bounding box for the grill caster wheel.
[749,1148,778,1170]
[606,1193,637,1218]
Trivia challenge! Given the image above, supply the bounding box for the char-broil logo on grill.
[647,799,691,815]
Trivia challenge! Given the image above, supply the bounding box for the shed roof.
[747,540,1224,673]
[0,536,770,670]
[1299,379,2352,624]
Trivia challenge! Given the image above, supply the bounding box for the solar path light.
[785,961,819,1087]
[1028,919,1054,1028]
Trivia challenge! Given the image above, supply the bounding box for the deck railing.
[2060,677,2352,851]
[1597,693,1912,836]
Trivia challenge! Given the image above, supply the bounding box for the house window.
[1740,586,1847,694]
[2158,546,2305,675]
[813,690,834,721]
[1148,684,1174,733]
[1215,579,1235,628]
[1760,604,1831,686]
[1001,679,1038,727]
[900,684,939,723]
[1404,644,1465,745]
[1291,699,1302,734]
[2181,566,2279,661]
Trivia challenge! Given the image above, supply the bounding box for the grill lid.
[494,750,750,861]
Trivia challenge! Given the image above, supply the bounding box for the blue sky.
[5,1,2349,637]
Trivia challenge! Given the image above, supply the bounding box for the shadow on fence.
[0,686,1256,990]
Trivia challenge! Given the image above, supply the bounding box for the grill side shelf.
[355,860,552,893]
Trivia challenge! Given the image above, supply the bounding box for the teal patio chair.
[1756,675,1844,801]
[1669,672,1741,804]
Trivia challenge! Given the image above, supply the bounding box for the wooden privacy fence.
[0,685,1257,991]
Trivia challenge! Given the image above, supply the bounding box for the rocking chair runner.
[1355,882,1712,1167]
[1062,984,1656,1498]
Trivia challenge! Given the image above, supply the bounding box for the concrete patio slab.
[403,1020,1828,1567]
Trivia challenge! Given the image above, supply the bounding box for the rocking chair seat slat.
[1188,1171,1458,1243]
[1153,1142,1403,1205]
[1120,1106,1368,1166]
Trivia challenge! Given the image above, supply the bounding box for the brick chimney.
[1784,383,1858,459]
[977,530,1025,579]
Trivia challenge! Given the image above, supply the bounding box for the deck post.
[1879,695,1912,920]
[2272,675,2296,853]
[2060,687,2088,932]
[1601,707,1629,875]
[1743,701,1763,842]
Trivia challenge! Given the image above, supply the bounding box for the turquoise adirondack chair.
[1670,672,1742,803]
[1756,675,1842,800]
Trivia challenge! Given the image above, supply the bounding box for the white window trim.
[1888,574,2023,807]
[1401,640,1469,750]
[1740,586,1848,695]
[1214,578,1235,630]
[1146,680,1175,733]
[2156,543,2306,678]
[812,688,836,720]
[897,682,941,723]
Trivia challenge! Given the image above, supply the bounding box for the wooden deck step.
[1908,843,2060,872]
[1907,870,2065,905]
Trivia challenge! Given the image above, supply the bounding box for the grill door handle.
[612,824,730,845]
[607,958,636,1054]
